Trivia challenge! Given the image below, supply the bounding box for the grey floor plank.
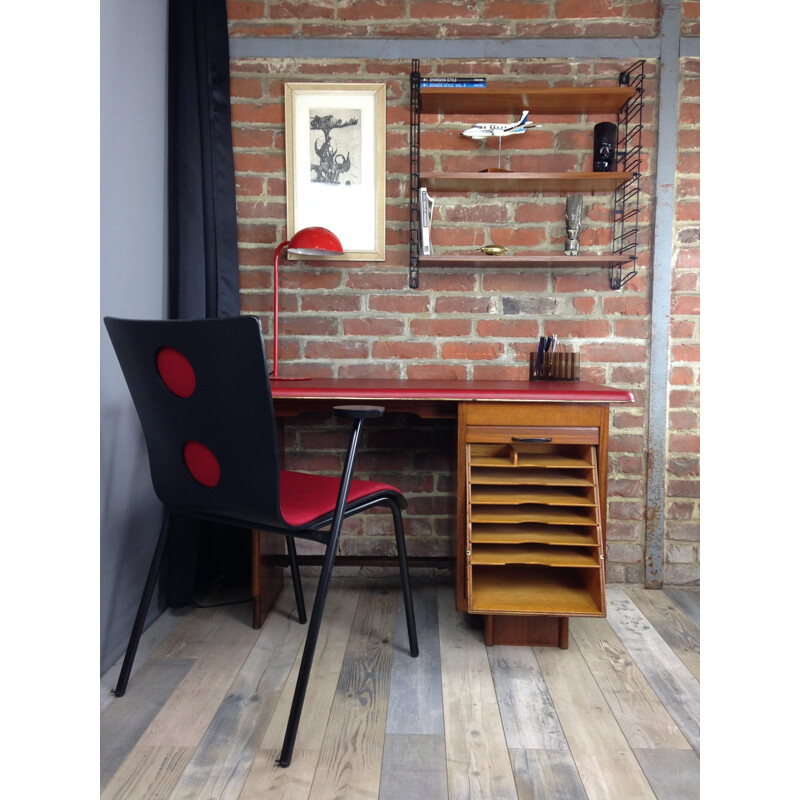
[386,584,444,736]
[626,588,699,680]
[379,734,448,800]
[438,587,518,800]
[570,617,691,751]
[101,608,190,712]
[100,658,194,790]
[101,579,701,800]
[510,749,589,800]
[166,587,307,800]
[606,589,700,755]
[488,646,569,750]
[633,749,700,800]
[664,589,700,629]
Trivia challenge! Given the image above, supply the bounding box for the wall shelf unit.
[409,60,645,290]
[420,253,631,269]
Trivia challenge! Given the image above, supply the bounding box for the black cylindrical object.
[593,122,617,172]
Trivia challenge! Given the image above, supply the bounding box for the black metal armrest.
[333,405,385,420]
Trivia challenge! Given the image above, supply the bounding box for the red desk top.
[270,378,633,404]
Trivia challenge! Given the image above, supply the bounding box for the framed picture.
[285,82,386,261]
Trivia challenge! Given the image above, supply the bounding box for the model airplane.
[462,110,540,140]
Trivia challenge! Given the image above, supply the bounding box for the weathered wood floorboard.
[101,583,701,799]
[100,658,194,790]
[308,586,397,798]
[605,589,700,756]
[626,587,700,680]
[385,584,444,736]
[437,586,518,799]
[569,617,692,750]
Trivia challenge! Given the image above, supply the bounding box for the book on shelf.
[419,187,435,255]
[420,77,486,88]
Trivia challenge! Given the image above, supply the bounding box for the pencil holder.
[530,350,580,381]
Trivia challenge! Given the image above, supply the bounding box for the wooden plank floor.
[101,579,699,800]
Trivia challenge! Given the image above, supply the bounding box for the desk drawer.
[464,426,605,619]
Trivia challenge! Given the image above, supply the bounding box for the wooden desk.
[254,379,634,643]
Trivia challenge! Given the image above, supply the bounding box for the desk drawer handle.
[512,436,552,443]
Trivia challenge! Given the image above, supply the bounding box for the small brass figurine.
[477,245,510,256]
[565,196,583,256]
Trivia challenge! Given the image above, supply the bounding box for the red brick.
[369,295,431,314]
[441,341,504,360]
[669,366,696,386]
[343,318,405,336]
[583,343,647,363]
[556,0,622,19]
[546,319,611,338]
[305,341,368,359]
[372,341,437,360]
[227,2,266,21]
[407,363,469,380]
[410,318,471,337]
[476,319,540,338]
[482,272,549,292]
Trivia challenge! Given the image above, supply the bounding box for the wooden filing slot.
[462,415,606,645]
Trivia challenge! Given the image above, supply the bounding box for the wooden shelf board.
[471,545,601,568]
[470,565,603,616]
[419,85,637,116]
[471,505,597,526]
[470,467,594,487]
[420,253,631,268]
[470,450,594,470]
[471,485,597,506]
[471,524,600,547]
[421,171,633,193]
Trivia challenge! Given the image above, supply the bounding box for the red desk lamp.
[271,226,344,380]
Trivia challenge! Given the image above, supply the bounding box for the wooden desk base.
[252,379,633,639]
[483,614,569,649]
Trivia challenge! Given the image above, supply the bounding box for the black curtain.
[166,0,248,605]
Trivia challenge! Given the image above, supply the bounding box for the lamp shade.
[286,226,344,257]
[271,226,343,379]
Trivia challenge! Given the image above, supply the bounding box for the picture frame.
[285,82,386,261]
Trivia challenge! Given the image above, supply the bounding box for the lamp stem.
[273,240,289,378]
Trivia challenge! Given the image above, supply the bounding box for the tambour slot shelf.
[471,505,598,525]
[471,545,601,568]
[470,485,598,506]
[470,467,595,487]
[470,524,599,547]
[470,565,603,616]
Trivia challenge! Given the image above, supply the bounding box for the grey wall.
[100,0,169,673]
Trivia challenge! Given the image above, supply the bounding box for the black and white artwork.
[286,82,386,260]
[309,109,361,186]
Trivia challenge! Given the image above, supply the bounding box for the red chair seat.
[280,470,400,527]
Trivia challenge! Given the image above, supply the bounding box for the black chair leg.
[114,514,170,697]
[389,499,419,658]
[286,536,306,624]
[278,530,340,767]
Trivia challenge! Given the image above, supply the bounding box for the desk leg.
[483,615,570,648]
[251,529,285,629]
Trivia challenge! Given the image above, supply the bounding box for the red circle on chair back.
[183,441,220,487]
[156,347,196,397]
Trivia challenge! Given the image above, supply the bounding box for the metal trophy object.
[565,195,583,256]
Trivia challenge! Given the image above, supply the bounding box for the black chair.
[104,315,418,767]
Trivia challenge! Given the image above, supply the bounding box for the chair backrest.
[105,315,285,527]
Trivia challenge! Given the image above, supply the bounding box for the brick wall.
[227,2,700,587]
[228,1,662,38]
